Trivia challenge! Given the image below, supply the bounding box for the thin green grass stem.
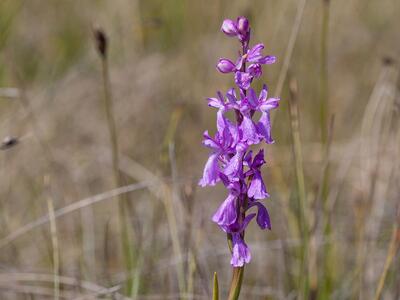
[288,77,309,299]
[320,0,330,145]
[45,177,60,300]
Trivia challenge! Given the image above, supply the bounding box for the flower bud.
[221,19,238,36]
[237,16,249,35]
[248,64,262,78]
[216,59,236,73]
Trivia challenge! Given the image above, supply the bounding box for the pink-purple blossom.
[216,41,276,90]
[200,16,280,267]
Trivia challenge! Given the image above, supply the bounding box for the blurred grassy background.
[0,0,399,299]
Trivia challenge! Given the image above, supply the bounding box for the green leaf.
[212,272,219,300]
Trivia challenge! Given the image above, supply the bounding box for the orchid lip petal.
[199,153,220,187]
[258,55,276,64]
[247,43,265,62]
[235,71,252,90]
[212,193,237,226]
[230,234,251,267]
[256,111,275,144]
[247,171,269,199]
[259,84,268,101]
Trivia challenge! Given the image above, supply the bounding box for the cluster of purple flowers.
[199,17,280,267]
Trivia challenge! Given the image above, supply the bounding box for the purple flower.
[248,171,269,199]
[240,114,259,145]
[257,112,274,144]
[248,64,262,78]
[200,16,280,267]
[216,59,236,73]
[221,212,256,234]
[243,85,280,143]
[247,44,276,65]
[224,147,245,179]
[221,19,239,37]
[207,91,230,111]
[235,44,276,90]
[237,17,249,36]
[235,71,252,90]
[199,152,220,187]
[221,17,250,44]
[247,85,280,111]
[212,193,237,226]
[247,150,269,199]
[249,202,272,230]
[217,42,276,90]
[212,174,244,227]
[231,233,251,267]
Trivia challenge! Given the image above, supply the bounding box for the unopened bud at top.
[221,17,250,46]
[221,19,238,36]
[237,17,249,35]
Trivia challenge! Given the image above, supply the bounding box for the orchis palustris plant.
[200,17,280,268]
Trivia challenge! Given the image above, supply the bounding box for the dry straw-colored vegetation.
[0,0,399,299]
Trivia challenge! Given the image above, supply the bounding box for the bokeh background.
[0,0,399,299]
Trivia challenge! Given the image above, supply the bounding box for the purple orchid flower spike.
[200,17,280,288]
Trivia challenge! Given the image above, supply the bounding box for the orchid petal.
[249,202,271,230]
[256,111,274,144]
[235,72,252,90]
[199,153,220,187]
[247,171,269,199]
[258,55,276,64]
[230,234,251,267]
[212,193,237,226]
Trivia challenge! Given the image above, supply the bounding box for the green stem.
[288,77,309,299]
[320,0,330,145]
[45,178,60,300]
[319,117,335,299]
[319,1,331,297]
[227,267,244,300]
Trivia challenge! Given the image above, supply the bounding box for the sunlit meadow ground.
[0,0,399,299]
